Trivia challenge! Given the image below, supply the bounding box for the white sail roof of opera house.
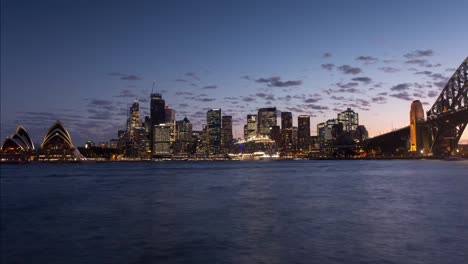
[40,120,75,149]
[0,125,35,151]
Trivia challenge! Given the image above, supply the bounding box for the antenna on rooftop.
[151,80,156,93]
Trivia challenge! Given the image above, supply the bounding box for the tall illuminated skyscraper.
[258,107,277,136]
[410,100,425,152]
[127,99,140,140]
[150,93,165,152]
[245,114,257,139]
[221,116,233,152]
[207,109,222,154]
[297,115,310,151]
[338,108,358,132]
[281,112,293,150]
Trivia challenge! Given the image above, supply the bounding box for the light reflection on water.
[1,160,467,264]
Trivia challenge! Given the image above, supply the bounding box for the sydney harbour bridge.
[366,57,468,157]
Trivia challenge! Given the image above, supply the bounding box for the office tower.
[355,125,369,143]
[175,117,193,153]
[164,106,176,143]
[153,124,171,155]
[292,127,298,150]
[317,119,339,145]
[221,116,233,152]
[144,116,151,134]
[258,107,277,136]
[409,100,425,152]
[337,108,358,132]
[127,99,140,140]
[281,112,293,150]
[297,115,311,151]
[245,114,257,139]
[207,109,222,154]
[150,93,165,152]
[270,125,281,147]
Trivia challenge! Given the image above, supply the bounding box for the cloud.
[337,65,362,75]
[321,63,334,71]
[174,79,187,82]
[254,76,303,87]
[352,77,372,84]
[286,107,304,113]
[331,95,345,100]
[175,91,194,96]
[202,85,217,89]
[355,99,370,107]
[114,89,137,98]
[371,96,387,104]
[120,75,142,81]
[390,92,412,101]
[427,90,439,97]
[336,82,359,89]
[433,81,446,88]
[199,98,216,102]
[304,98,321,103]
[242,97,256,102]
[88,99,113,106]
[379,67,400,73]
[108,72,142,81]
[185,72,200,81]
[323,52,332,58]
[404,49,434,59]
[355,56,378,64]
[255,93,275,100]
[390,83,411,91]
[305,104,329,110]
[405,59,428,67]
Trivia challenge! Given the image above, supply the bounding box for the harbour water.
[1,160,467,264]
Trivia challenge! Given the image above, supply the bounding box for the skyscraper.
[221,116,233,152]
[127,99,140,140]
[297,115,310,151]
[175,117,193,154]
[164,106,176,143]
[207,109,222,154]
[258,107,277,136]
[410,100,425,152]
[245,114,257,139]
[150,93,165,152]
[281,112,293,150]
[153,124,171,155]
[337,108,358,132]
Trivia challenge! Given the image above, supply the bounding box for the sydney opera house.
[0,120,82,162]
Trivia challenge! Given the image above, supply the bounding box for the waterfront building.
[244,114,258,139]
[39,120,82,160]
[127,99,140,140]
[409,100,428,153]
[207,109,222,154]
[164,106,176,143]
[297,115,311,151]
[175,117,193,153]
[221,116,233,152]
[150,93,165,151]
[258,107,277,136]
[153,124,171,156]
[270,125,281,147]
[355,125,369,143]
[0,125,35,162]
[281,112,293,150]
[338,108,359,132]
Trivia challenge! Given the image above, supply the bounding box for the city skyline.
[2,0,468,145]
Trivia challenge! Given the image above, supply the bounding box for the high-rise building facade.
[338,108,358,132]
[409,100,425,152]
[164,106,176,143]
[207,109,222,154]
[153,124,171,155]
[221,116,233,152]
[127,99,140,140]
[245,114,258,139]
[258,107,277,136]
[297,115,310,151]
[150,93,165,152]
[281,112,293,150]
[175,117,193,153]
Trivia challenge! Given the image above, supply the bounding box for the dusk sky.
[2,0,467,145]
